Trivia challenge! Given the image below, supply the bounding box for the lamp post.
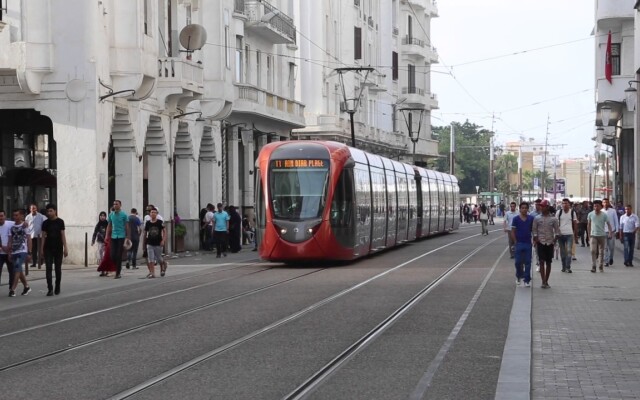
[475,185,480,203]
[624,80,640,112]
[335,67,375,148]
[399,107,426,164]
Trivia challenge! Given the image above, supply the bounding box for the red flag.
[605,30,612,84]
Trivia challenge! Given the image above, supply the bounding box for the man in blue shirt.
[106,200,130,279]
[511,202,534,287]
[213,202,230,258]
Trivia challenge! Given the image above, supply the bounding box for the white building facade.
[293,0,439,165]
[0,0,302,263]
[594,0,636,207]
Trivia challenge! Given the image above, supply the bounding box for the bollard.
[85,232,88,267]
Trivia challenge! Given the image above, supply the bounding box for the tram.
[255,141,460,262]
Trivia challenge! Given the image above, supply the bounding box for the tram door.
[353,163,372,255]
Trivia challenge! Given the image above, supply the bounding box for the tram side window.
[256,172,265,229]
[331,169,355,229]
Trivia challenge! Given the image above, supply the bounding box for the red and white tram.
[255,141,460,262]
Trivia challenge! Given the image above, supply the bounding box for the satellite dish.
[179,24,207,51]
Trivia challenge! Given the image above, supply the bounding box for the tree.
[495,153,518,197]
[433,121,493,194]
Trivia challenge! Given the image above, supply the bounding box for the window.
[267,55,273,91]
[392,51,398,81]
[245,44,250,83]
[289,62,296,99]
[224,10,230,69]
[235,36,243,82]
[354,27,362,60]
[407,15,413,39]
[256,50,262,88]
[408,64,416,90]
[186,4,191,25]
[612,43,621,76]
[144,0,152,36]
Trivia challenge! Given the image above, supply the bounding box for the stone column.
[175,156,199,219]
[200,158,217,205]
[114,149,141,210]
[242,138,255,211]
[147,153,170,219]
[227,128,241,206]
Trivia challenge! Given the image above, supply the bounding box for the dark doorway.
[0,109,57,212]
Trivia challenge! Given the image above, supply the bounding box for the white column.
[199,158,216,205]
[114,149,140,210]
[147,153,170,218]
[228,131,241,206]
[175,156,199,219]
[242,140,255,210]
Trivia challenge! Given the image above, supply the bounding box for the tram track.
[0,261,265,325]
[107,231,497,400]
[0,267,327,373]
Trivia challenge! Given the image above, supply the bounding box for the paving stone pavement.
[531,241,640,399]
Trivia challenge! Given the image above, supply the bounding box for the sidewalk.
[499,237,640,399]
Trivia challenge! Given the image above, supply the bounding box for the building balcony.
[233,83,305,128]
[363,73,387,93]
[241,0,296,45]
[427,46,439,63]
[401,86,426,107]
[401,36,426,59]
[156,57,205,112]
[595,0,634,23]
[427,92,439,110]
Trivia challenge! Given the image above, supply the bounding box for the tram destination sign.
[271,159,327,168]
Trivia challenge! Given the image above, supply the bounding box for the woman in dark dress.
[93,211,115,276]
[228,206,242,253]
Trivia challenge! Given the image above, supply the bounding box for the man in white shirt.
[0,210,16,291]
[25,204,45,272]
[602,198,619,266]
[503,202,518,259]
[556,198,578,273]
[619,204,640,267]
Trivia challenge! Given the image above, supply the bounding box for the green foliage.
[433,120,493,194]
[174,223,187,237]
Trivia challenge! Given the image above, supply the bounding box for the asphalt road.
[0,223,515,400]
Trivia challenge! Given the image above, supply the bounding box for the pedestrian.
[91,211,108,266]
[533,199,560,288]
[106,200,130,279]
[228,205,242,252]
[556,198,578,273]
[213,202,229,258]
[577,200,590,247]
[143,207,165,278]
[587,199,613,273]
[530,198,542,270]
[203,203,215,251]
[602,198,619,266]
[25,204,45,272]
[40,204,68,296]
[619,204,639,267]
[510,202,534,287]
[488,204,496,225]
[0,210,15,291]
[7,209,32,297]
[126,208,142,270]
[479,203,489,235]
[504,201,518,259]
[472,204,479,223]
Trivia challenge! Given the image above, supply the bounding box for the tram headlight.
[273,223,287,236]
[308,223,322,236]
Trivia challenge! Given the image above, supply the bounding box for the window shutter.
[354,27,362,60]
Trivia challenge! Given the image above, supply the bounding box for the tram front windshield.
[269,159,329,220]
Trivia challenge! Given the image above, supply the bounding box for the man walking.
[213,202,230,258]
[126,208,142,270]
[587,200,613,273]
[25,204,45,273]
[143,207,165,278]
[7,209,32,297]
[577,201,590,247]
[533,200,560,289]
[40,204,68,296]
[619,205,639,267]
[106,200,130,279]
[504,202,518,259]
[602,198,619,266]
[556,198,578,273]
[0,210,15,292]
[510,202,534,287]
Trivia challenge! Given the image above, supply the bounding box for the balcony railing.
[234,0,245,14]
[235,84,305,120]
[402,36,425,47]
[401,86,425,96]
[241,0,296,45]
[158,57,204,89]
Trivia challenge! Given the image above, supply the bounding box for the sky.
[431,0,596,160]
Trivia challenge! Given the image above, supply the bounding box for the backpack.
[557,208,576,223]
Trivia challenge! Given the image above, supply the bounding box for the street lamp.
[399,107,426,164]
[335,67,375,148]
[475,185,480,203]
[624,80,640,112]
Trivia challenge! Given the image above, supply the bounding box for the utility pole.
[449,124,455,175]
[541,114,550,200]
[489,113,495,202]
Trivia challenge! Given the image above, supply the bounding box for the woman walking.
[92,212,108,265]
[479,203,489,235]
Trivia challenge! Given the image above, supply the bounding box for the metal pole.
[412,140,417,164]
[84,232,88,267]
[449,124,455,175]
[518,146,523,202]
[589,156,593,203]
[489,134,494,200]
[349,111,356,148]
